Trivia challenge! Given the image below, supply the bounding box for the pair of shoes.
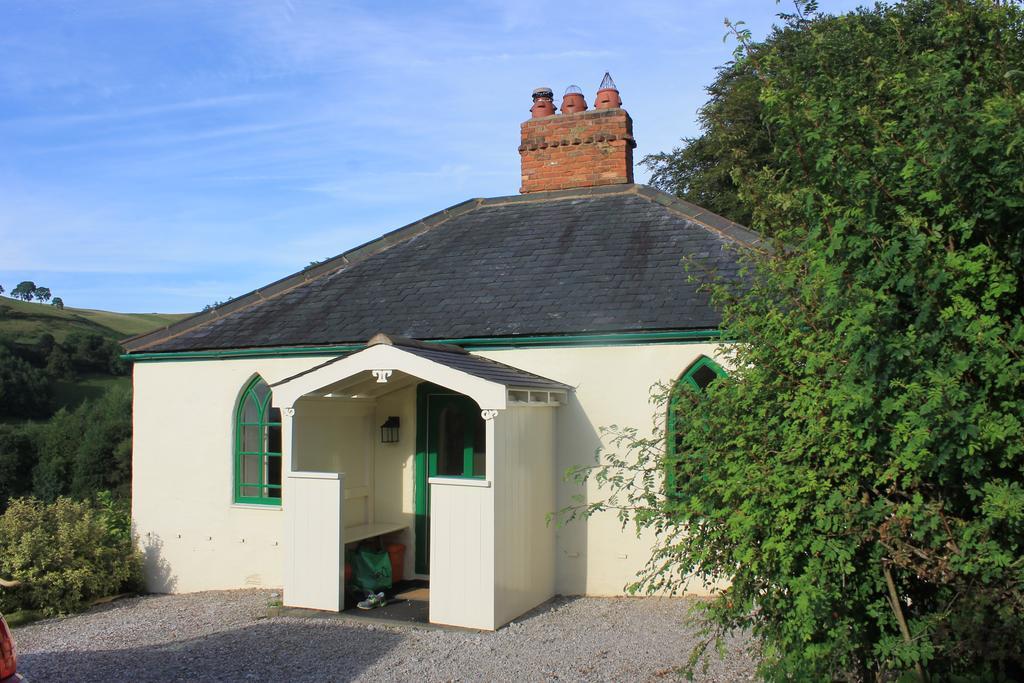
[357,592,386,610]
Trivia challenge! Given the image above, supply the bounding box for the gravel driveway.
[12,590,757,682]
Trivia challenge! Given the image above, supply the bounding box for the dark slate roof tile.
[125,185,760,353]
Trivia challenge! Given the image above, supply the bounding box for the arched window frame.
[234,376,283,506]
[666,356,728,495]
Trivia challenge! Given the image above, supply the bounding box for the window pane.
[267,424,282,454]
[472,415,486,477]
[241,425,261,453]
[252,380,271,407]
[266,454,282,488]
[242,396,259,423]
[436,405,465,476]
[241,454,262,485]
[266,453,282,498]
[690,364,719,391]
[267,406,281,424]
[240,484,260,498]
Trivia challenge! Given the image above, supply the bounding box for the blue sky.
[0,0,863,313]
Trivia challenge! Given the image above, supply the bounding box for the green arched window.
[234,377,283,505]
[666,356,728,494]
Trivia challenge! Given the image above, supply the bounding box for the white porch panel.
[493,405,557,627]
[430,405,558,631]
[283,471,344,611]
[428,477,496,629]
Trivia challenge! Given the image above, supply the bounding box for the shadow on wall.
[553,392,602,595]
[19,620,405,682]
[137,530,177,594]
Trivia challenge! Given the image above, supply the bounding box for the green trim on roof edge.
[122,329,723,362]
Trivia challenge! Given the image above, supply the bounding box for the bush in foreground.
[0,494,141,616]
[567,1,1024,680]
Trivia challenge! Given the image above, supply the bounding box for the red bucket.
[386,543,405,583]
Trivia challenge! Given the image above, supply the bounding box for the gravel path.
[12,590,757,682]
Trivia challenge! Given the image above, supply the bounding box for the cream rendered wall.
[493,405,557,627]
[477,343,728,597]
[132,356,335,593]
[133,342,726,599]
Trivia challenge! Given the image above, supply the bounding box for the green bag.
[349,546,392,594]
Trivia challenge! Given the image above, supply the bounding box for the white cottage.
[125,77,760,630]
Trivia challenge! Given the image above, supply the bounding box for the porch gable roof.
[270,334,571,411]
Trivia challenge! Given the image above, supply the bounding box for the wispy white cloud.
[0,93,279,127]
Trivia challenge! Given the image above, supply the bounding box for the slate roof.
[399,345,573,391]
[124,184,762,354]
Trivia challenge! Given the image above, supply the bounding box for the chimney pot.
[594,71,622,109]
[560,85,588,114]
[530,87,556,118]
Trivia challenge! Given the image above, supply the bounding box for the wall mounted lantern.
[380,416,400,444]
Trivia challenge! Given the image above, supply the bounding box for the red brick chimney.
[519,73,635,194]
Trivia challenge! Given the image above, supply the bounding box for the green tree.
[35,333,55,360]
[10,281,36,302]
[33,287,51,303]
[45,345,74,380]
[0,345,52,419]
[570,1,1024,680]
[32,389,133,502]
[51,297,64,310]
[0,425,38,511]
[69,389,132,500]
[64,332,127,376]
[31,406,86,501]
[642,41,773,226]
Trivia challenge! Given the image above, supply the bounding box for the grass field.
[0,297,189,344]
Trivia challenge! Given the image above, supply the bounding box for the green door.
[415,384,486,574]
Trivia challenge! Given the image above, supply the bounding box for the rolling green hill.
[0,297,190,344]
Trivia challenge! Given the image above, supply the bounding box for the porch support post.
[482,408,499,486]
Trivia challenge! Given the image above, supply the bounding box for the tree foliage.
[10,281,36,302]
[0,344,52,419]
[569,1,1024,680]
[33,388,133,502]
[0,426,38,510]
[642,41,771,226]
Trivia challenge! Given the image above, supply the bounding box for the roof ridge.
[632,185,767,250]
[123,197,488,352]
[367,332,467,354]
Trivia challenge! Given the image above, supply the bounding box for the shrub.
[0,495,141,616]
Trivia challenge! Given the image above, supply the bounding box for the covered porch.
[270,334,570,630]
